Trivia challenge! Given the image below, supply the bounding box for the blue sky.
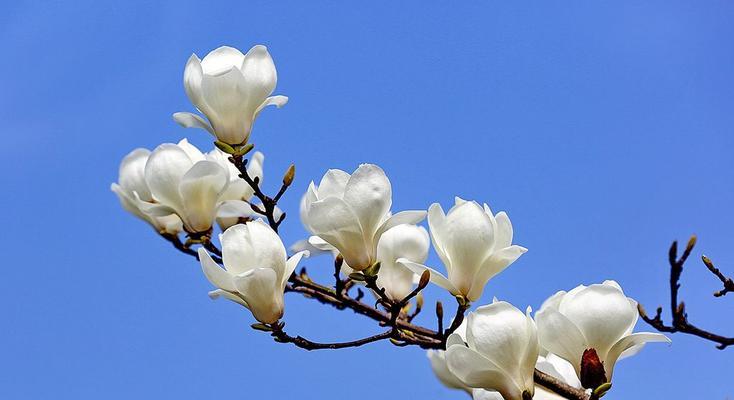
[1,1,732,399]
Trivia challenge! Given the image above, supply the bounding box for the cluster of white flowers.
[113,44,670,400]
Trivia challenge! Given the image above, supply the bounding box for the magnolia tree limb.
[639,236,734,350]
[166,229,589,400]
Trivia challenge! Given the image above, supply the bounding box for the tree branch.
[228,153,290,232]
[639,236,734,349]
[701,255,734,297]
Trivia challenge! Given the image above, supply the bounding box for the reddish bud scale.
[580,348,607,389]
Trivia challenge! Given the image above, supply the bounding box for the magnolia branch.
[639,236,734,350]
[228,152,291,232]
[165,232,588,400]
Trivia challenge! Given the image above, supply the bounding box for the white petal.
[466,245,528,302]
[118,148,152,201]
[283,250,309,289]
[446,346,520,399]
[179,160,229,232]
[208,289,248,307]
[201,46,246,75]
[535,307,587,375]
[220,221,287,276]
[376,225,429,300]
[493,211,513,250]
[111,183,155,226]
[307,197,370,270]
[342,164,392,239]
[427,350,469,391]
[466,302,537,382]
[398,259,459,295]
[198,248,236,292]
[317,169,351,199]
[144,143,193,214]
[173,112,214,135]
[605,333,670,379]
[240,44,278,99]
[183,54,207,113]
[446,332,467,347]
[472,389,504,400]
[176,138,206,163]
[442,201,496,294]
[255,95,288,117]
[201,67,253,145]
[217,200,254,218]
[307,236,338,252]
[558,283,638,358]
[374,210,427,243]
[536,354,582,389]
[427,202,451,267]
[233,268,283,324]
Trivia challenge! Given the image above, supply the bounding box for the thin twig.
[639,236,734,350]
[228,154,290,232]
[702,255,734,297]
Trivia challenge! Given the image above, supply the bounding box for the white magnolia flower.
[111,148,183,235]
[139,139,230,233]
[400,197,527,302]
[300,164,426,271]
[206,149,264,230]
[375,224,430,301]
[173,45,287,145]
[198,221,308,324]
[535,280,670,389]
[445,301,539,400]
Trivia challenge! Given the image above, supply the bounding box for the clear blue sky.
[1,1,732,399]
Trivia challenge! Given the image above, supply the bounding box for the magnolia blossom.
[374,224,430,300]
[400,197,526,302]
[207,149,264,230]
[173,45,287,145]
[198,221,308,324]
[445,301,539,400]
[300,164,426,271]
[111,148,183,234]
[137,139,230,233]
[535,280,670,389]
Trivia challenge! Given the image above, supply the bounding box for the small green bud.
[214,140,236,154]
[593,382,612,397]
[234,143,255,157]
[349,273,366,282]
[251,323,273,332]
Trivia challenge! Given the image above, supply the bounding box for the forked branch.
[638,236,734,350]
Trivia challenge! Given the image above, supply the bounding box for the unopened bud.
[349,273,366,282]
[593,382,613,398]
[686,235,697,253]
[283,164,295,186]
[214,140,236,154]
[416,292,424,309]
[234,143,254,157]
[580,348,607,389]
[418,270,431,290]
[436,301,444,319]
[251,323,273,332]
